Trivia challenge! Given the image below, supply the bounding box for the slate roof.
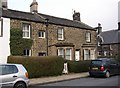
[100,30,120,44]
[2,9,94,30]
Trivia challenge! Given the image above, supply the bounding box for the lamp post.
[45,18,49,56]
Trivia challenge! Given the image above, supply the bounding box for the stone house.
[1,0,97,62]
[97,1,120,59]
[97,23,120,59]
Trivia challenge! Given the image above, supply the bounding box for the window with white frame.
[38,52,46,56]
[57,28,64,40]
[85,32,91,43]
[84,49,90,60]
[23,49,31,56]
[104,51,107,56]
[0,19,3,37]
[22,23,31,38]
[57,48,72,60]
[90,50,95,60]
[58,48,64,58]
[65,48,72,60]
[38,31,45,38]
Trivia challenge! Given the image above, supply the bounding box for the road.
[30,75,120,88]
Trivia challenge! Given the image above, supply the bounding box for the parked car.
[0,64,29,88]
[89,58,120,78]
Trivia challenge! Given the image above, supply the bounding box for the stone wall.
[10,19,97,60]
[99,44,119,58]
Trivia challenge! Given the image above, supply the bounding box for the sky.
[8,0,120,31]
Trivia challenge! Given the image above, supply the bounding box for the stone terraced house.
[0,0,97,63]
[97,23,120,59]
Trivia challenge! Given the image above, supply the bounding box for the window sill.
[39,37,46,39]
[23,37,30,39]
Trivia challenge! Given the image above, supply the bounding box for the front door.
[75,51,80,61]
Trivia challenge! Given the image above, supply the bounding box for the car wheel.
[14,82,26,88]
[105,71,110,78]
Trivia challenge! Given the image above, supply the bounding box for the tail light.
[100,66,104,71]
[25,72,28,78]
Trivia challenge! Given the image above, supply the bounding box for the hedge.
[67,60,91,73]
[8,56,64,78]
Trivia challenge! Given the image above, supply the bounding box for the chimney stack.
[97,23,102,34]
[73,10,81,21]
[30,0,38,13]
[2,0,8,9]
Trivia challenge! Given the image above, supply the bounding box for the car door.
[1,65,18,86]
[107,60,115,75]
[109,60,118,75]
[113,60,120,74]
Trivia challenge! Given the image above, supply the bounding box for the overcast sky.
[8,0,120,31]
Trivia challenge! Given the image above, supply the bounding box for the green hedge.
[8,56,64,78]
[67,60,91,73]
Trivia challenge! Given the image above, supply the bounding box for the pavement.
[30,72,89,85]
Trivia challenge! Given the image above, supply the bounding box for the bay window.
[57,48,72,60]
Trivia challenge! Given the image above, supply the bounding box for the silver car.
[0,64,29,88]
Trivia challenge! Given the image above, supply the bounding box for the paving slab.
[30,72,89,85]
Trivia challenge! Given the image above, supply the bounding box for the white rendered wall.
[0,17,10,64]
[118,1,120,22]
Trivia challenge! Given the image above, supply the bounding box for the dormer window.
[22,23,31,39]
[85,32,91,43]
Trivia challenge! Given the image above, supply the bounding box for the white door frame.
[75,50,80,61]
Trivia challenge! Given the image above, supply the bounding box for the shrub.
[10,28,33,56]
[8,56,64,78]
[67,60,91,73]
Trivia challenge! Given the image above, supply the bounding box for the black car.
[89,58,120,78]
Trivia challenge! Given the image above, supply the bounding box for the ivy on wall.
[10,28,33,56]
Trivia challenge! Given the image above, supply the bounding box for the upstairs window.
[22,23,31,38]
[57,28,64,40]
[85,32,91,43]
[0,19,3,37]
[38,31,45,38]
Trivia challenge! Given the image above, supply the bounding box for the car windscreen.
[91,60,102,65]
